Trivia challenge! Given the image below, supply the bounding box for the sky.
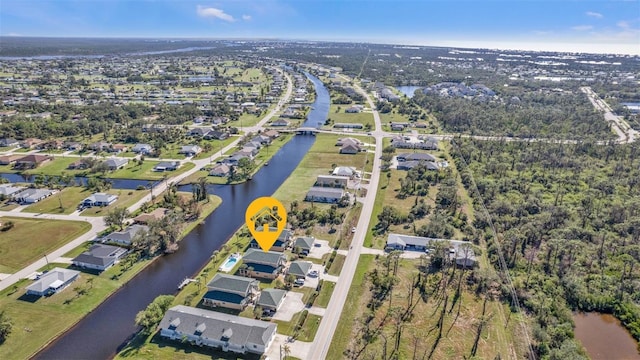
[1,0,639,55]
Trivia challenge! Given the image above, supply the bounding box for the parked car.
[351,227,357,233]
[308,270,319,277]
[294,278,305,286]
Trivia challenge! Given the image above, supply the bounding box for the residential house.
[153,161,180,171]
[315,175,348,188]
[256,289,287,313]
[82,192,118,207]
[0,138,19,147]
[12,188,56,204]
[159,305,277,355]
[221,153,250,166]
[397,161,439,171]
[0,184,25,197]
[67,159,90,170]
[103,158,129,170]
[263,130,279,139]
[179,145,202,157]
[332,166,358,178]
[209,163,231,177]
[287,261,313,279]
[41,139,64,150]
[249,229,292,252]
[335,138,363,147]
[293,237,315,256]
[102,224,149,246]
[13,154,53,169]
[131,143,154,155]
[334,123,364,129]
[188,128,209,137]
[20,138,45,149]
[111,144,129,153]
[271,119,290,127]
[251,135,271,145]
[396,153,437,162]
[64,141,83,151]
[345,106,362,113]
[88,141,112,152]
[204,130,229,140]
[305,187,345,204]
[25,267,80,297]
[239,249,287,280]
[72,244,128,272]
[0,155,22,165]
[202,274,259,310]
[340,143,361,154]
[133,208,168,225]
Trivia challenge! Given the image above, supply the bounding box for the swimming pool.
[219,253,241,272]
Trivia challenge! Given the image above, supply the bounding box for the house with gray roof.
[209,163,231,177]
[153,161,180,172]
[315,175,348,188]
[0,183,25,197]
[239,249,287,280]
[82,192,118,207]
[396,153,437,162]
[179,145,202,156]
[72,244,128,271]
[102,224,148,246]
[26,267,80,297]
[132,143,154,154]
[103,158,129,170]
[332,166,358,178]
[293,236,315,255]
[397,160,439,171]
[256,288,287,312]
[305,187,345,204]
[287,261,313,279]
[159,305,277,355]
[203,273,259,310]
[12,188,56,204]
[249,229,292,252]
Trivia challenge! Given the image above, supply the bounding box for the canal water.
[573,312,640,359]
[33,72,328,359]
[0,173,157,190]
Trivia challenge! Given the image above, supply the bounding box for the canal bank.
[32,72,329,360]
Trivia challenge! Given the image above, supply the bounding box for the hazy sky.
[1,0,639,54]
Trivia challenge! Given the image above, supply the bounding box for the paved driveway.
[265,334,313,360]
[302,263,325,289]
[308,239,332,259]
[272,291,305,321]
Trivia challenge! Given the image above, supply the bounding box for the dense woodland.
[451,138,640,358]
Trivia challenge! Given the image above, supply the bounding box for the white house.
[26,267,80,297]
[82,193,118,207]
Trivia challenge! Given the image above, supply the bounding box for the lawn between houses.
[325,105,375,129]
[20,187,146,215]
[0,217,91,274]
[0,194,222,360]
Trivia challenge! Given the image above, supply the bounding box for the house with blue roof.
[202,273,259,310]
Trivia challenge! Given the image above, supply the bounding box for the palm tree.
[282,344,291,359]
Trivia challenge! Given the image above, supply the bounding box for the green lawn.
[273,311,322,342]
[326,105,374,129]
[327,254,346,276]
[79,189,147,216]
[192,137,238,160]
[315,280,336,308]
[0,217,91,273]
[23,157,87,176]
[22,187,93,214]
[108,161,195,180]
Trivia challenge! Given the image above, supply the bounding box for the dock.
[177,278,196,290]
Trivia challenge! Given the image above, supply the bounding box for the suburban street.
[0,69,293,292]
[307,74,384,360]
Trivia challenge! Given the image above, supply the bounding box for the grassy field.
[109,161,195,180]
[327,254,346,276]
[326,105,374,129]
[23,157,89,176]
[315,280,335,308]
[79,189,148,216]
[273,312,322,342]
[328,255,523,359]
[0,217,91,274]
[22,187,93,214]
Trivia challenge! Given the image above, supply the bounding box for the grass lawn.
[22,187,93,214]
[327,254,346,276]
[0,259,151,360]
[80,189,147,216]
[273,311,322,342]
[0,217,91,274]
[23,157,88,177]
[326,105,374,129]
[315,280,335,308]
[192,137,238,160]
[108,161,195,180]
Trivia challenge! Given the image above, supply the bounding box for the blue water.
[396,85,422,98]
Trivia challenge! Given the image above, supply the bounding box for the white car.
[308,270,319,277]
[294,278,305,286]
[351,227,357,233]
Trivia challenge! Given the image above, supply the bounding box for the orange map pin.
[245,197,287,251]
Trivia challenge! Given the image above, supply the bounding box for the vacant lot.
[109,161,195,180]
[0,217,91,273]
[326,105,374,129]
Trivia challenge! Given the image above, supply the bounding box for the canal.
[33,72,329,359]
